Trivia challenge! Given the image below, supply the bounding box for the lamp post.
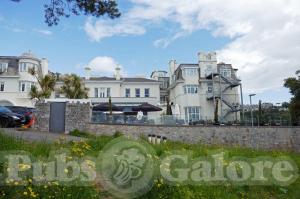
[249,94,256,127]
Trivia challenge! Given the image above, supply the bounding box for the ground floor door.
[49,102,66,133]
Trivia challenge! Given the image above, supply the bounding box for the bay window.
[185,107,201,123]
[183,85,198,94]
[0,63,8,73]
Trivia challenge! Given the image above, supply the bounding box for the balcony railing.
[91,112,186,125]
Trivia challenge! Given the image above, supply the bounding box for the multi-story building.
[0,52,48,107]
[54,66,161,117]
[168,52,243,123]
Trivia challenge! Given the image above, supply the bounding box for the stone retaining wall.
[34,101,91,133]
[87,123,300,152]
[34,102,51,132]
[34,102,300,152]
[65,102,90,132]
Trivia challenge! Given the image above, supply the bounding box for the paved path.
[0,128,85,143]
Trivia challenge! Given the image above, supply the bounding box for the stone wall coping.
[88,122,300,129]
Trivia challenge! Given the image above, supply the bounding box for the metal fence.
[91,111,186,125]
[91,111,294,126]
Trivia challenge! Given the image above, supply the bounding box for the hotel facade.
[0,51,242,124]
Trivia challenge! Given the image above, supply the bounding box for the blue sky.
[0,0,298,104]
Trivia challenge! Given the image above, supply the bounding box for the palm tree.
[28,67,56,100]
[60,74,89,99]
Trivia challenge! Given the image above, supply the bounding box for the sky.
[0,0,299,104]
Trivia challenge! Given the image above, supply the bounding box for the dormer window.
[19,62,27,72]
[0,63,8,73]
[19,62,38,72]
[207,54,211,60]
[183,68,197,76]
[220,67,232,77]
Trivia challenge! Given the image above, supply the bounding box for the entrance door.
[49,102,66,133]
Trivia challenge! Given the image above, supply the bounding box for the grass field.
[0,130,299,199]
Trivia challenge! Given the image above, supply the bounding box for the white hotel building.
[54,66,161,117]
[0,52,48,107]
[0,53,161,118]
[0,51,242,124]
[168,52,242,123]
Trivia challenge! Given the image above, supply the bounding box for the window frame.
[183,68,198,77]
[185,107,201,123]
[94,88,99,98]
[0,82,4,92]
[144,88,150,97]
[135,88,140,98]
[106,88,111,98]
[183,85,199,94]
[0,63,8,73]
[125,88,131,98]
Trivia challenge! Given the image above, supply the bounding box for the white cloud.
[84,0,300,93]
[34,29,53,36]
[84,17,145,42]
[85,56,127,77]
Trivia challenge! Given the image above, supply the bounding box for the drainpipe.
[240,84,244,123]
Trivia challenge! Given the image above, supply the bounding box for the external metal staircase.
[205,70,242,121]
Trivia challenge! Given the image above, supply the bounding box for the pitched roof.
[88,77,158,83]
[178,63,198,68]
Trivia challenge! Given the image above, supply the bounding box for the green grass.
[0,130,299,199]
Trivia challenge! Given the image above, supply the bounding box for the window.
[19,82,26,92]
[207,54,211,60]
[0,63,8,73]
[220,67,231,77]
[0,82,4,91]
[185,107,200,122]
[183,85,198,94]
[94,88,98,98]
[184,68,198,76]
[19,81,34,92]
[160,96,167,103]
[99,88,105,98]
[107,88,111,97]
[19,62,27,72]
[125,88,130,98]
[95,87,109,98]
[55,90,60,98]
[145,88,150,97]
[207,82,213,93]
[135,88,140,98]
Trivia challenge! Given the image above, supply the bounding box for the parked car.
[5,106,36,128]
[0,106,26,128]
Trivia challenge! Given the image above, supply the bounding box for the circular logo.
[97,137,157,198]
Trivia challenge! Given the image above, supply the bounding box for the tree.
[29,68,56,100]
[284,70,300,125]
[60,74,89,99]
[166,98,172,115]
[10,0,120,26]
[282,102,289,109]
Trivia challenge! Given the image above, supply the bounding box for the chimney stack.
[115,65,121,80]
[84,67,91,80]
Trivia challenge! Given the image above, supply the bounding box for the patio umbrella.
[93,103,122,112]
[133,103,162,112]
